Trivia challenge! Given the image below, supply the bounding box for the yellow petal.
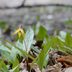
[13,27,25,38]
[13,29,20,35]
[19,28,24,35]
[18,32,22,38]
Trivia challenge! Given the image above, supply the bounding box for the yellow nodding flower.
[13,27,25,38]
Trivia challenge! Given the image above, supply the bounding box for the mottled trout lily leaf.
[23,28,34,53]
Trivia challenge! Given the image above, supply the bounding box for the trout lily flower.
[13,25,25,38]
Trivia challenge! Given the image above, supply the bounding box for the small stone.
[65,67,72,72]
[25,0,72,5]
[0,0,24,8]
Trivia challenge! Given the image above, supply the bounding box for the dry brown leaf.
[31,63,41,72]
[45,63,62,72]
[57,55,72,67]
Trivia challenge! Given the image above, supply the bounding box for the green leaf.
[12,57,19,72]
[59,31,66,41]
[65,33,72,48]
[31,46,40,54]
[51,36,72,54]
[6,42,21,61]
[0,44,12,62]
[10,65,19,72]
[43,54,49,68]
[36,25,47,41]
[23,28,34,53]
[16,40,23,50]
[56,37,69,54]
[36,36,51,70]
[6,40,35,60]
[0,60,9,72]
[64,19,72,24]
[0,20,6,28]
[0,44,11,52]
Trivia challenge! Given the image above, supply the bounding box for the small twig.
[0,4,72,9]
